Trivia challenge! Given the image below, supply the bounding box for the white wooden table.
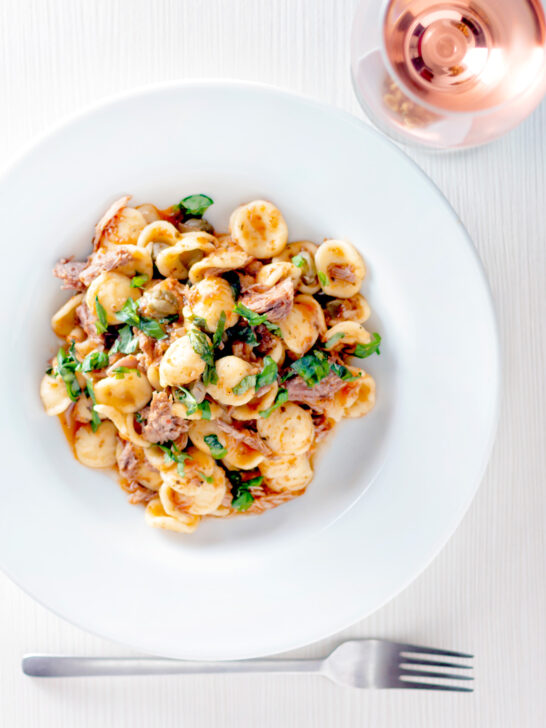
[1,1,544,726]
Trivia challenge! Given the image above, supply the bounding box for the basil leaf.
[176,387,211,419]
[57,346,81,401]
[95,296,108,334]
[259,388,288,418]
[318,271,329,287]
[189,328,214,366]
[232,374,256,395]
[204,434,227,459]
[245,475,264,488]
[212,310,226,348]
[110,325,139,355]
[191,315,207,329]
[85,381,101,432]
[199,399,211,420]
[354,333,382,359]
[330,362,361,381]
[255,355,277,390]
[324,332,345,350]
[158,442,192,476]
[231,490,254,511]
[179,194,214,218]
[228,473,263,511]
[80,350,109,372]
[112,366,140,379]
[139,317,167,340]
[203,363,218,386]
[116,297,140,327]
[198,471,214,484]
[291,254,306,268]
[233,302,282,338]
[130,273,149,289]
[290,350,330,387]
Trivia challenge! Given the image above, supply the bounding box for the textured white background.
[0,1,544,726]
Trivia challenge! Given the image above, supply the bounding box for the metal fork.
[22,639,473,691]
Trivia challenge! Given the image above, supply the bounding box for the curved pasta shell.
[259,454,313,492]
[74,422,118,468]
[159,335,206,387]
[171,399,223,421]
[229,200,288,258]
[257,402,314,455]
[113,245,153,279]
[256,261,301,288]
[324,293,371,326]
[137,220,180,248]
[315,239,366,298]
[273,241,320,294]
[277,297,321,355]
[40,374,72,416]
[160,448,226,515]
[343,370,376,418]
[222,442,265,470]
[188,420,226,454]
[85,271,140,325]
[323,321,372,351]
[205,356,257,406]
[94,370,153,414]
[155,232,216,279]
[183,276,238,332]
[51,294,84,337]
[188,245,252,284]
[231,382,278,420]
[93,404,150,448]
[145,497,200,533]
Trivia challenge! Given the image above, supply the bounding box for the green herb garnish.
[227,471,263,511]
[175,387,211,419]
[198,471,214,484]
[290,350,330,387]
[188,328,217,385]
[116,298,167,340]
[110,325,139,355]
[45,366,57,377]
[178,194,214,219]
[204,433,227,459]
[354,333,382,359]
[158,442,192,476]
[85,380,101,433]
[255,356,277,390]
[330,362,361,382]
[324,332,345,350]
[259,388,288,418]
[317,271,328,287]
[80,350,109,372]
[111,366,140,379]
[56,344,81,401]
[232,374,256,395]
[233,302,282,338]
[212,310,226,348]
[130,273,149,289]
[291,254,306,268]
[95,296,108,334]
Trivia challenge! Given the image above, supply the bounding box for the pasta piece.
[323,321,372,351]
[94,370,153,414]
[85,271,140,325]
[188,420,227,454]
[39,374,72,416]
[256,402,314,455]
[171,400,223,421]
[231,382,278,420]
[277,295,324,355]
[51,293,84,337]
[259,454,313,492]
[145,498,200,533]
[229,200,288,258]
[222,441,265,470]
[183,276,238,332]
[324,294,371,326]
[256,261,301,288]
[155,231,216,278]
[315,240,366,298]
[112,245,153,279]
[188,245,252,283]
[74,422,117,468]
[273,241,320,294]
[343,369,376,418]
[205,356,257,406]
[159,335,206,387]
[159,448,227,516]
[94,404,150,448]
[102,207,147,247]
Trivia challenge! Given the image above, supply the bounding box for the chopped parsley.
[56,343,81,401]
[188,327,217,385]
[94,296,108,334]
[317,271,329,287]
[116,298,167,340]
[85,380,101,433]
[354,333,382,359]
[80,350,109,372]
[204,433,227,459]
[233,302,282,338]
[259,388,288,418]
[324,332,345,350]
[130,273,149,289]
[178,194,214,219]
[110,325,139,355]
[175,387,211,419]
[157,442,192,476]
[212,310,226,348]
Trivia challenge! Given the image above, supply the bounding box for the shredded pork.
[53,258,87,291]
[217,419,271,455]
[239,278,294,322]
[141,391,188,444]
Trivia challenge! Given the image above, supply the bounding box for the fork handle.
[22,654,324,678]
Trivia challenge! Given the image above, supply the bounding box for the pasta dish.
[40,195,381,534]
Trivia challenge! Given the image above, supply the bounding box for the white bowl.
[0,81,500,659]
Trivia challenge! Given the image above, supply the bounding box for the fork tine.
[400,668,474,681]
[397,643,473,659]
[401,657,473,670]
[399,681,474,693]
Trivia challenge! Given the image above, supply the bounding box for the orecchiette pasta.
[43,194,381,535]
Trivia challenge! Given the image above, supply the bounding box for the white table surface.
[1,1,544,726]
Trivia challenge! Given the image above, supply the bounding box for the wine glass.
[350,0,546,149]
